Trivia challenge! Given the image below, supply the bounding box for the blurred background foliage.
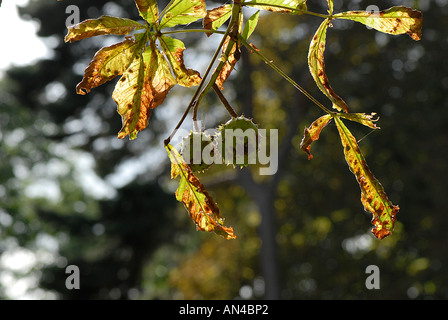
[0,0,447,299]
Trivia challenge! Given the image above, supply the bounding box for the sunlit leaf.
[143,42,177,111]
[334,6,423,41]
[112,38,177,140]
[160,0,206,29]
[64,16,145,43]
[326,0,333,15]
[308,18,349,113]
[215,36,238,90]
[159,36,201,87]
[203,4,232,37]
[334,117,399,239]
[244,0,307,14]
[166,144,236,239]
[75,37,138,95]
[214,12,244,90]
[112,53,146,140]
[241,10,260,41]
[339,112,380,130]
[300,114,332,160]
[135,0,159,25]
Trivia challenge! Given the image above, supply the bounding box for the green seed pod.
[181,131,216,172]
[216,116,259,167]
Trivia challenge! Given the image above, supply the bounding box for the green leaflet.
[244,0,307,14]
[166,144,236,239]
[134,0,159,25]
[333,6,423,41]
[75,38,139,95]
[334,117,399,239]
[241,10,260,41]
[308,18,349,113]
[326,0,333,15]
[64,16,145,43]
[160,0,206,29]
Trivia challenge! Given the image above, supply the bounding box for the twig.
[213,83,238,118]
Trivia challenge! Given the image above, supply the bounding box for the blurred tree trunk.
[235,48,306,299]
[238,169,280,299]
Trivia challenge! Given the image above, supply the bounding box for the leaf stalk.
[238,35,334,115]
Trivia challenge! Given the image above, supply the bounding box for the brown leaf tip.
[371,204,399,239]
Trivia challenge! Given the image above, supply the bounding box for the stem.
[192,5,242,120]
[164,1,242,145]
[213,83,238,118]
[161,29,226,36]
[238,35,334,115]
[192,36,237,121]
[243,2,330,19]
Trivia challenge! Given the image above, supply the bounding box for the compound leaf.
[166,144,236,239]
[300,114,332,160]
[335,117,399,239]
[75,37,138,95]
[203,4,232,37]
[159,36,202,87]
[160,0,206,29]
[135,0,159,25]
[244,0,307,14]
[64,15,145,43]
[308,18,349,113]
[334,6,423,41]
[112,39,176,140]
